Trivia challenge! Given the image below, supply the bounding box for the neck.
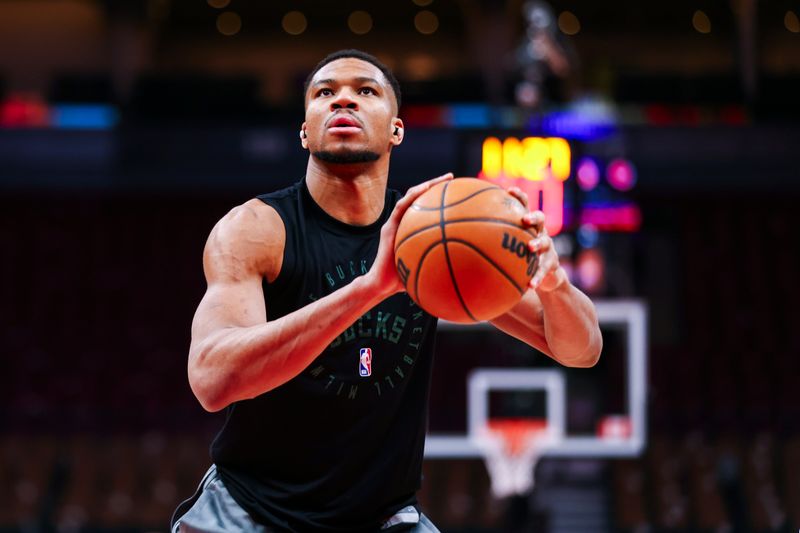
[305,156,389,226]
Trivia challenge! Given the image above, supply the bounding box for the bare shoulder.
[203,198,286,284]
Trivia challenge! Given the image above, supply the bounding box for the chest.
[268,219,436,402]
[295,229,380,300]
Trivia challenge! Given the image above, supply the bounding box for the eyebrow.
[311,76,382,87]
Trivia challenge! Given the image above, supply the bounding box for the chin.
[313,149,381,164]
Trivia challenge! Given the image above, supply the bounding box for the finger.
[522,211,545,230]
[391,173,453,221]
[528,235,552,253]
[401,172,453,204]
[417,172,454,194]
[508,187,529,208]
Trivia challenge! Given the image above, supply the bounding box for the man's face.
[302,58,401,164]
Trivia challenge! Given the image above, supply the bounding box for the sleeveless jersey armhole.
[255,197,293,288]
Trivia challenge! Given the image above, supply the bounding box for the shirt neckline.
[301,177,392,236]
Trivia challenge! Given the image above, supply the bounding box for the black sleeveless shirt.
[210,179,438,532]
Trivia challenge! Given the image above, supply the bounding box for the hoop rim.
[483,417,550,456]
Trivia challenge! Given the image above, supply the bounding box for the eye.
[316,88,334,97]
[359,87,377,96]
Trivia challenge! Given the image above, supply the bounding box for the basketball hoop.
[474,418,554,499]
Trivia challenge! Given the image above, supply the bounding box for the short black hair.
[303,49,401,111]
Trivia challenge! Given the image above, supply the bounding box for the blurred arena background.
[1,0,799,531]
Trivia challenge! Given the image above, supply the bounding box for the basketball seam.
[445,238,526,295]
[412,240,443,311]
[440,182,477,322]
[396,218,538,252]
[410,185,499,211]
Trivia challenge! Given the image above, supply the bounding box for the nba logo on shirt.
[359,348,372,377]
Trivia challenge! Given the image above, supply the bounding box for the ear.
[390,118,404,146]
[300,121,308,149]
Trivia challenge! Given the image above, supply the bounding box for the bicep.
[191,278,267,344]
[489,290,553,357]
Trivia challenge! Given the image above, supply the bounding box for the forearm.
[190,276,389,411]
[537,271,602,366]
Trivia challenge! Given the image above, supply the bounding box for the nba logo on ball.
[359,348,372,377]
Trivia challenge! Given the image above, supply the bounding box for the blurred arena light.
[536,98,618,141]
[786,11,800,33]
[348,11,373,35]
[207,0,230,8]
[597,415,633,441]
[447,104,491,128]
[692,10,711,34]
[576,157,600,191]
[478,136,568,235]
[216,11,241,36]
[558,11,580,35]
[403,54,438,81]
[523,1,554,32]
[579,203,642,232]
[282,11,308,35]
[0,94,49,128]
[607,158,637,191]
[414,10,439,34]
[575,248,605,293]
[52,104,118,129]
[576,223,599,249]
[515,82,540,108]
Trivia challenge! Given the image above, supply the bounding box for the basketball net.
[475,418,553,499]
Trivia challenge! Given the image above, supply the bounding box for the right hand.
[366,172,454,298]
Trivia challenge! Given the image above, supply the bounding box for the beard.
[313,149,380,164]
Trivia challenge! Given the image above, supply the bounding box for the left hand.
[507,186,567,292]
[367,172,454,297]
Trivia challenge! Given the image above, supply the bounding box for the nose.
[331,88,358,111]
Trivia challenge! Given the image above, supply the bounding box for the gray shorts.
[171,465,440,533]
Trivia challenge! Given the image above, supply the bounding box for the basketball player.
[171,49,602,532]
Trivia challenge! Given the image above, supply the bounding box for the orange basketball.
[394,177,538,323]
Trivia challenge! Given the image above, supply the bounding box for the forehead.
[309,58,392,97]
[312,57,387,85]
